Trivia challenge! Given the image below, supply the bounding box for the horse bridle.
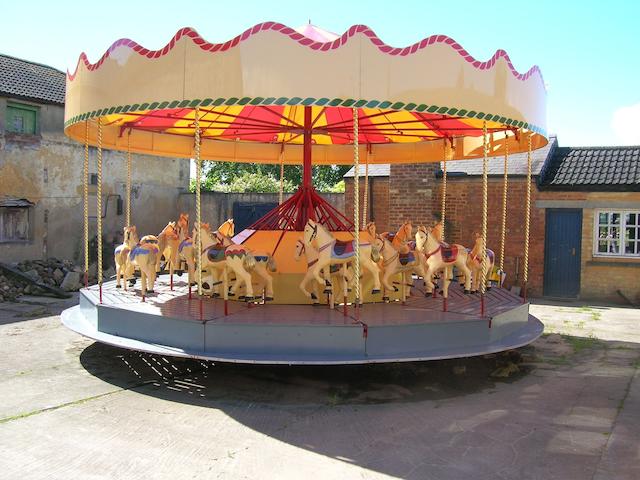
[306,221,318,242]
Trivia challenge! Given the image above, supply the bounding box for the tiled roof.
[538,145,640,191]
[343,136,557,178]
[0,54,65,104]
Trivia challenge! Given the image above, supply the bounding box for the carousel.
[61,22,547,364]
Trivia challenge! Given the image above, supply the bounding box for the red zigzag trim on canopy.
[67,22,544,86]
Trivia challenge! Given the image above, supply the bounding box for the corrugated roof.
[0,54,65,104]
[538,145,640,191]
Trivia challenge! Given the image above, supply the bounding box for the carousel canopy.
[64,22,547,164]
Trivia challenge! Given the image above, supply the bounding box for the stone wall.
[0,97,190,264]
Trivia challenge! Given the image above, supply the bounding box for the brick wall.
[344,176,390,232]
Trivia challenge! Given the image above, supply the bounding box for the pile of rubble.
[0,258,87,302]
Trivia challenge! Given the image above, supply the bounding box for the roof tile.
[0,54,65,104]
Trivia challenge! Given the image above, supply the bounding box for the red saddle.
[332,239,355,257]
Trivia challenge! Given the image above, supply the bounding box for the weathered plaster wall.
[0,98,190,264]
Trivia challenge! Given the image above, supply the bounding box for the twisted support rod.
[499,136,509,284]
[194,108,203,298]
[83,120,89,288]
[522,131,532,302]
[97,119,103,303]
[126,131,132,228]
[353,108,361,311]
[480,121,489,315]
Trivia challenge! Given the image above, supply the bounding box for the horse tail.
[371,245,381,263]
[243,253,256,271]
[267,256,277,272]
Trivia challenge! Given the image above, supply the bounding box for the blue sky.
[3,0,639,146]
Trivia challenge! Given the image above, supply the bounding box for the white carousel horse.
[294,238,353,305]
[415,225,472,297]
[303,219,381,299]
[122,226,159,295]
[467,232,496,293]
[214,227,276,301]
[156,221,180,277]
[114,225,135,289]
[366,222,426,302]
[195,219,239,298]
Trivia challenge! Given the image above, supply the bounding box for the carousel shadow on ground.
[80,342,531,406]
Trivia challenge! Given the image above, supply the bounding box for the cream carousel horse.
[303,219,381,298]
[294,238,353,305]
[156,221,180,277]
[467,232,495,293]
[366,222,426,302]
[214,226,276,301]
[415,225,472,297]
[122,226,160,295]
[198,222,231,299]
[114,226,135,289]
[175,213,196,286]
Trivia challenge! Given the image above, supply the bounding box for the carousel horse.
[467,232,495,293]
[176,213,196,286]
[214,226,276,301]
[415,225,472,297]
[156,221,180,277]
[367,222,426,302]
[114,225,135,289]
[381,221,413,254]
[199,222,258,301]
[303,219,381,298]
[123,226,160,295]
[294,238,353,305]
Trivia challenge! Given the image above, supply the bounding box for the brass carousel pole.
[353,107,361,317]
[480,121,489,317]
[499,135,509,287]
[96,119,103,304]
[522,130,532,303]
[83,120,90,289]
[194,108,203,320]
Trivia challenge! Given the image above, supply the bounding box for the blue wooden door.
[544,209,582,297]
[233,202,278,232]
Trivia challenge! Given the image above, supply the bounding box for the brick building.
[344,137,640,303]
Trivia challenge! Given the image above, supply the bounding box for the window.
[5,102,38,135]
[594,210,640,257]
[0,207,31,243]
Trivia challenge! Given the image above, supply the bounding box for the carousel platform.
[61,274,543,364]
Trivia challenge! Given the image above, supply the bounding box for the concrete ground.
[0,296,638,480]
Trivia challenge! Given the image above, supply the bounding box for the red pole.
[480,294,485,317]
[522,281,528,303]
[343,296,347,316]
[199,297,203,321]
[303,106,312,189]
[443,297,448,312]
[170,273,173,291]
[84,271,88,289]
[188,282,192,300]
[224,299,229,316]
[99,283,103,304]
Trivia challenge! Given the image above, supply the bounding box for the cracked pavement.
[0,297,638,479]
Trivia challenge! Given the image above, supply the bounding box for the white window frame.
[593,209,640,258]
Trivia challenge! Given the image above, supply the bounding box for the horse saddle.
[205,244,226,262]
[440,243,458,263]
[332,239,355,258]
[399,251,415,266]
[178,238,192,253]
[130,244,154,261]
